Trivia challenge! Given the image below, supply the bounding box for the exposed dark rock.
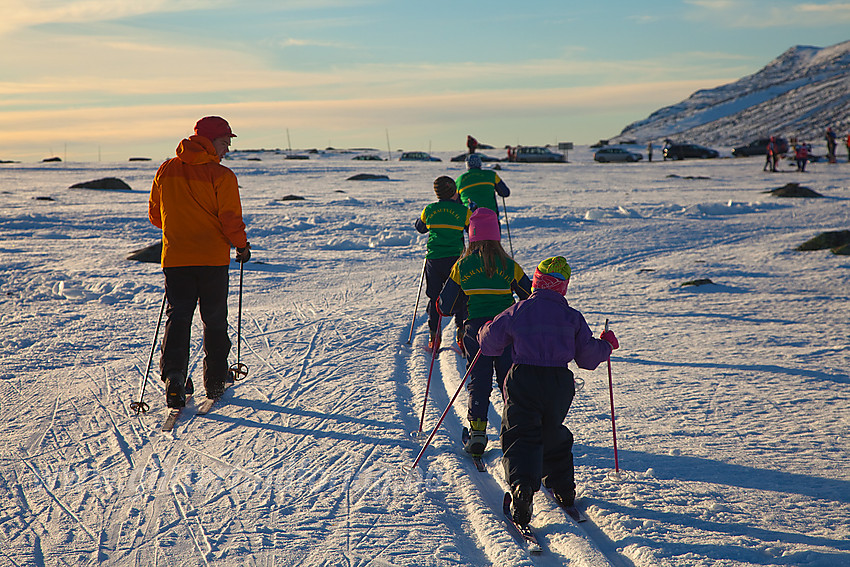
[277,195,306,201]
[42,157,61,162]
[347,173,390,181]
[765,182,823,198]
[681,278,714,287]
[129,157,151,161]
[70,177,133,191]
[33,196,55,201]
[796,230,850,251]
[127,241,162,263]
[667,174,711,180]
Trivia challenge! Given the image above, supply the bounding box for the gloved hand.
[235,242,251,263]
[601,329,619,350]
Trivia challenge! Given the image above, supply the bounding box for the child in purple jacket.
[478,256,619,527]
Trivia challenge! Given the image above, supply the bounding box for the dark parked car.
[510,146,566,163]
[399,151,441,162]
[663,143,719,160]
[450,152,501,162]
[594,147,643,163]
[732,137,789,157]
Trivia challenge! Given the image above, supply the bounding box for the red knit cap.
[194,116,236,140]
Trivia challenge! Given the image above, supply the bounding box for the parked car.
[732,137,789,157]
[510,146,566,163]
[450,152,501,162]
[352,154,384,161]
[663,143,719,160]
[399,151,441,162]
[594,147,643,163]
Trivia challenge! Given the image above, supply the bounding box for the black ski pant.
[425,256,465,336]
[501,363,576,496]
[160,265,231,396]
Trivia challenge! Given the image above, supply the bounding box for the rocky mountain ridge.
[613,40,850,147]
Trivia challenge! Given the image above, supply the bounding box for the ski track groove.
[277,319,324,408]
[20,457,98,543]
[170,481,213,566]
[429,325,632,567]
[84,384,136,469]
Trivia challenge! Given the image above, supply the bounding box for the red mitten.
[601,329,619,350]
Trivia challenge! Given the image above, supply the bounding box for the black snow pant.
[464,317,512,422]
[501,363,576,495]
[160,265,231,397]
[425,256,464,336]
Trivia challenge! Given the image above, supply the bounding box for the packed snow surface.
[1,147,849,566]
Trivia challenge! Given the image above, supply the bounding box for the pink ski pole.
[412,350,482,469]
[414,315,442,437]
[605,319,620,474]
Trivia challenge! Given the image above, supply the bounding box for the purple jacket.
[478,289,612,369]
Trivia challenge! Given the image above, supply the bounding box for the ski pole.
[130,292,167,415]
[406,258,427,344]
[605,319,620,474]
[500,195,514,258]
[414,313,443,437]
[412,350,482,469]
[229,260,249,381]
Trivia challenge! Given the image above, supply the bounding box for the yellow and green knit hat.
[532,256,571,294]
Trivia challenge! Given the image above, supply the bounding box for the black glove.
[236,242,251,263]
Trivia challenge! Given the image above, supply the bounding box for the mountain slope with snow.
[613,40,850,147]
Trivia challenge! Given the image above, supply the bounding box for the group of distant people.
[763,127,849,173]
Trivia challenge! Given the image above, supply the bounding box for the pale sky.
[1,0,849,162]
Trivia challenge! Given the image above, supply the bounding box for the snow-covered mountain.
[613,40,850,147]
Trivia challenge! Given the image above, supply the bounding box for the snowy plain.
[0,145,848,567]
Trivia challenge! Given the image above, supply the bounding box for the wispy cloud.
[685,0,850,27]
[0,77,728,159]
[0,0,212,35]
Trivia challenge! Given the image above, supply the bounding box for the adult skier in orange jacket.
[149,116,250,408]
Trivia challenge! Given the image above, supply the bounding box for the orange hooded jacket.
[149,135,248,267]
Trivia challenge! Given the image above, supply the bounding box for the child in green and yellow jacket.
[438,207,532,456]
[415,176,472,350]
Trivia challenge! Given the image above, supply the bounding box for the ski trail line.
[20,457,98,543]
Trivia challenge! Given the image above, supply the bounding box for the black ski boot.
[165,372,186,408]
[510,484,534,526]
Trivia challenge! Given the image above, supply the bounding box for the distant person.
[794,142,809,172]
[414,176,471,351]
[467,135,479,155]
[647,141,653,162]
[478,256,617,527]
[455,154,510,216]
[764,137,777,172]
[826,127,837,163]
[148,116,251,408]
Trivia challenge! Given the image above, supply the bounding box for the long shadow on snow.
[223,397,396,430]
[607,355,850,385]
[582,496,849,565]
[580,444,850,505]
[198,411,418,450]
